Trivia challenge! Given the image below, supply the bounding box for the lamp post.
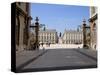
[30,17,45,50]
[83,19,86,48]
[82,19,90,48]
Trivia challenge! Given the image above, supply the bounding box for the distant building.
[89,7,97,50]
[16,2,32,51]
[62,30,83,44]
[39,29,58,44]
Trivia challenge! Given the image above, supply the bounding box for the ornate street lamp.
[82,19,90,48]
[30,17,45,50]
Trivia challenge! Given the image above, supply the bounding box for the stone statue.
[59,32,62,37]
[58,32,62,44]
[43,27,46,31]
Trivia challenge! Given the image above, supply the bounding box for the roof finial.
[35,17,39,22]
[83,19,86,24]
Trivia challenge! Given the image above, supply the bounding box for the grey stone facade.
[39,29,58,44]
[89,7,97,50]
[62,30,83,44]
[16,2,31,51]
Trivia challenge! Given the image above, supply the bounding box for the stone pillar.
[82,19,87,48]
[19,16,24,51]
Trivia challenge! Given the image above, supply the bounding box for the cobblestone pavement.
[74,48,97,61]
[16,49,48,70]
[16,48,97,72]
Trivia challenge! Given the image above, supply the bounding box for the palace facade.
[16,2,32,51]
[39,29,58,44]
[89,6,97,50]
[62,30,83,44]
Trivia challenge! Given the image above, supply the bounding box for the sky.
[31,3,90,33]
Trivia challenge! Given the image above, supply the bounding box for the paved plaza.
[16,48,97,72]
